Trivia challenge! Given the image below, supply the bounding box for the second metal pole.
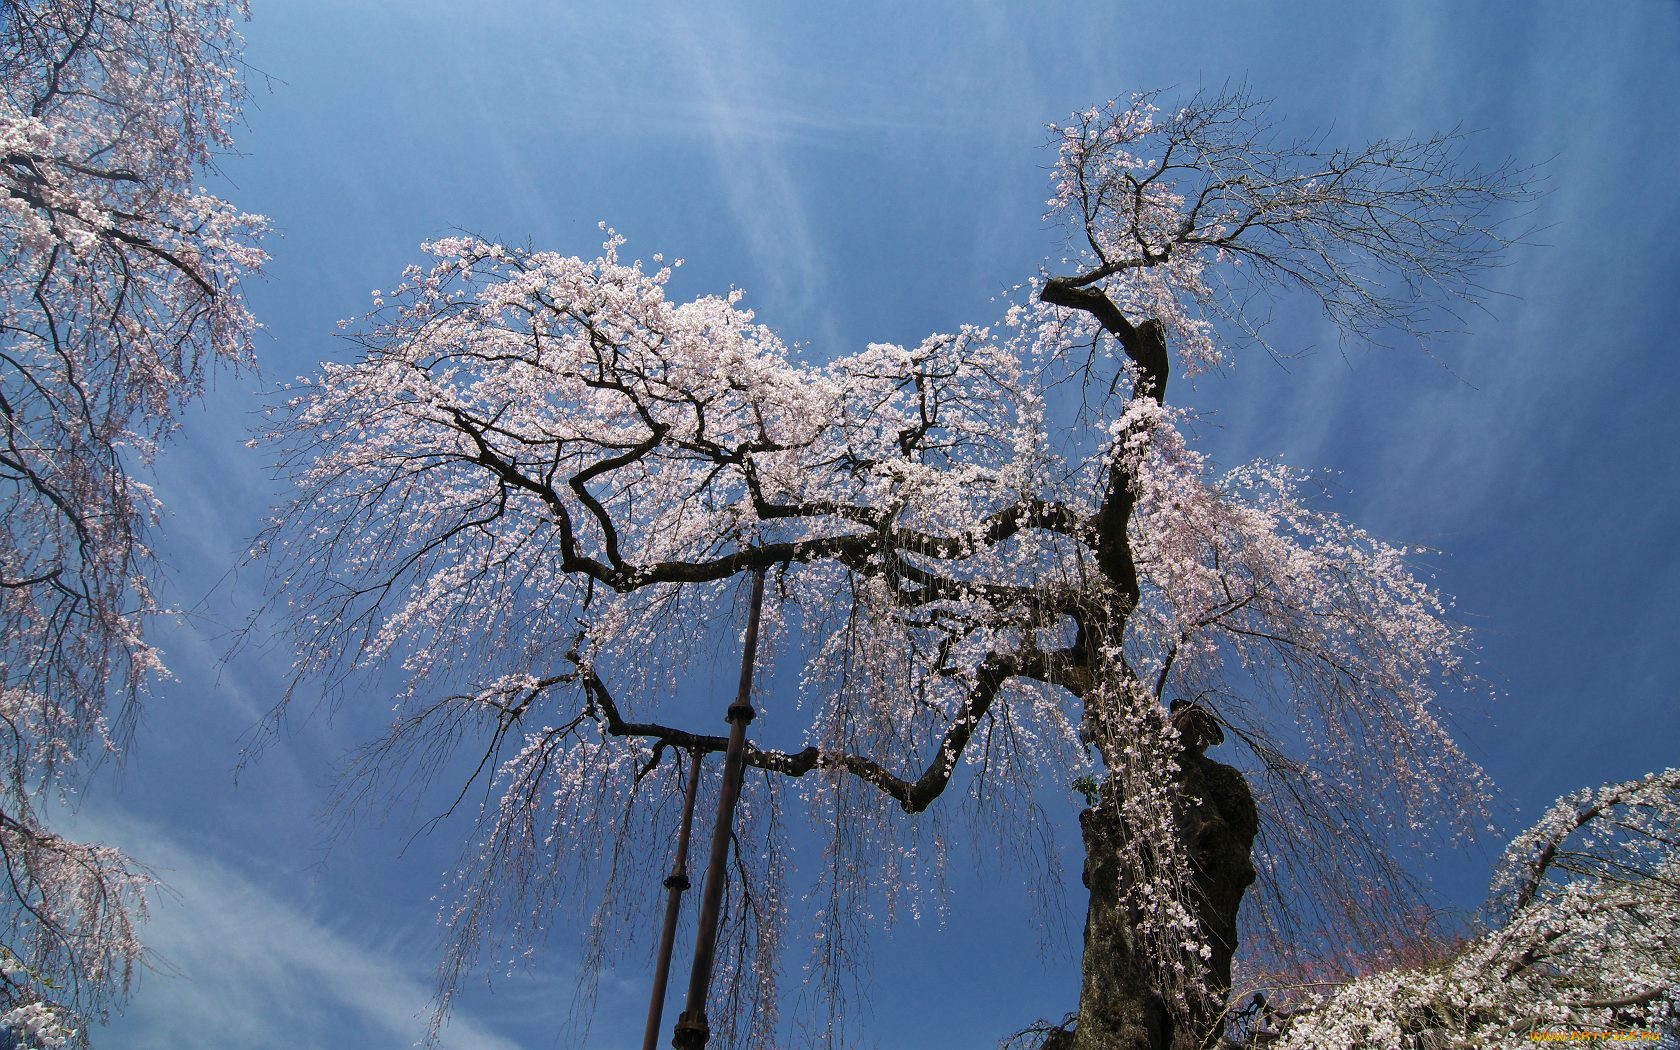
[672,568,766,1050]
[641,749,704,1050]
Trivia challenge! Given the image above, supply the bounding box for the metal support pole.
[672,568,766,1050]
[641,750,704,1050]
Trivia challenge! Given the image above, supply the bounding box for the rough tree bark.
[1059,728,1257,1050]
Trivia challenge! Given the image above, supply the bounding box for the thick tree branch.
[569,645,1067,814]
[1039,277,1169,610]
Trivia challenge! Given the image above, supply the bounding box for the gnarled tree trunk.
[1064,744,1258,1050]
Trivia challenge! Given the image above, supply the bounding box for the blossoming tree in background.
[0,1,262,1043]
[260,89,1672,1049]
[1266,768,1680,1048]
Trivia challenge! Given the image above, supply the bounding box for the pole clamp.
[672,1011,710,1048]
[726,701,756,725]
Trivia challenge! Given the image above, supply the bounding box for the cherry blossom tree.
[1262,768,1680,1048]
[260,89,1547,1050]
[0,0,262,1041]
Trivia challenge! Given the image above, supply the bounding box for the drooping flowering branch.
[0,0,263,1039]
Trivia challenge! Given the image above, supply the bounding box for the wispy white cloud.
[657,8,837,345]
[74,814,528,1050]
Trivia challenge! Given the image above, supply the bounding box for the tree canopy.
[250,89,1666,1050]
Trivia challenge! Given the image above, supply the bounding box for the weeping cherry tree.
[251,91,1676,1050]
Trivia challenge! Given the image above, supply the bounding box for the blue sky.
[69,2,1680,1047]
